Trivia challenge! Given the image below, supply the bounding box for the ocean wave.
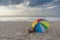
[0,17,59,22]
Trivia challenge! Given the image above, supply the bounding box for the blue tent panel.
[34,22,42,32]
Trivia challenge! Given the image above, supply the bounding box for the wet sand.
[0,22,60,40]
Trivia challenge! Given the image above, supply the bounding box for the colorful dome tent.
[31,18,50,33]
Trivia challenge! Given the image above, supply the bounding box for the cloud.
[28,0,53,7]
[0,0,60,17]
[27,0,60,9]
[46,6,58,9]
[0,6,20,16]
[0,0,24,5]
[0,4,46,16]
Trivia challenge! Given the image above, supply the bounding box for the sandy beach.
[0,22,60,40]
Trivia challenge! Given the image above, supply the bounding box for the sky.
[0,0,60,17]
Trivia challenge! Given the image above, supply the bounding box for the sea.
[0,16,60,22]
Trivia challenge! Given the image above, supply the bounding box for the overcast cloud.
[0,0,60,17]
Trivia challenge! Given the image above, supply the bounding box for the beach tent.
[31,18,50,33]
